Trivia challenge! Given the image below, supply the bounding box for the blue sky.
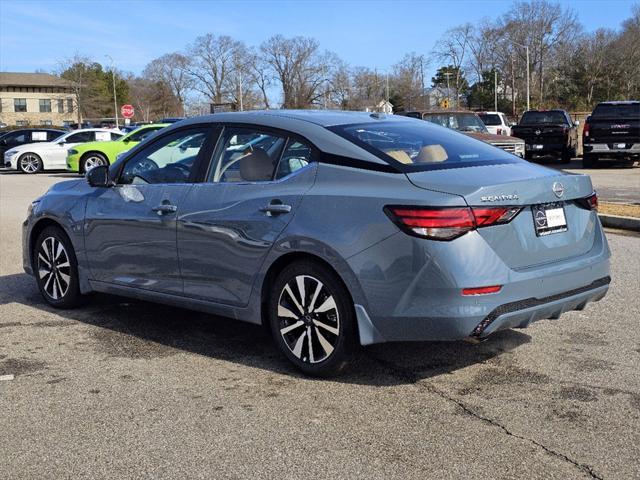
[0,0,637,78]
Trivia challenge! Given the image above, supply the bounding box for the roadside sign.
[121,104,135,119]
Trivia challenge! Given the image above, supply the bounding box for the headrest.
[415,145,448,163]
[239,148,274,181]
[386,150,413,164]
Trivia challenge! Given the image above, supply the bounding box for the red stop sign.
[121,104,134,119]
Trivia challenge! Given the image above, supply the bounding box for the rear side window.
[275,140,314,180]
[208,128,287,183]
[591,103,640,118]
[127,126,164,142]
[330,120,521,172]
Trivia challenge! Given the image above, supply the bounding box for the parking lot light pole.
[105,54,119,128]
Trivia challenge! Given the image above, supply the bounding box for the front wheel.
[81,152,108,173]
[18,153,43,174]
[269,261,356,377]
[33,226,83,308]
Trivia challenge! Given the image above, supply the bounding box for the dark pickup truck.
[511,110,578,163]
[582,101,640,167]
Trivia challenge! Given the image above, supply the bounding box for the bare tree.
[260,35,327,108]
[143,53,192,116]
[56,53,94,125]
[187,34,244,104]
[391,52,429,111]
[433,24,473,107]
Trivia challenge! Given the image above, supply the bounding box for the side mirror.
[0,139,6,146]
[86,165,113,188]
[510,122,517,127]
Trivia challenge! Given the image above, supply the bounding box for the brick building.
[0,72,77,127]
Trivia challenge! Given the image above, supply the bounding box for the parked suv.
[403,110,525,157]
[478,111,513,136]
[511,110,578,163]
[582,101,640,168]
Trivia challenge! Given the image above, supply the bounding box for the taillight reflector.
[462,285,502,296]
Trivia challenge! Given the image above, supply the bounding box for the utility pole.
[443,72,453,109]
[494,68,498,112]
[105,54,119,128]
[511,41,530,111]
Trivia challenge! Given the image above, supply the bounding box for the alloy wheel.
[277,275,340,364]
[84,155,106,171]
[37,236,71,300]
[20,154,40,173]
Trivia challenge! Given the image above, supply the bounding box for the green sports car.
[66,123,169,173]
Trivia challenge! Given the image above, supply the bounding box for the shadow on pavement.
[0,272,530,386]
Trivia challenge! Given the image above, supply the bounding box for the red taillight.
[385,206,521,240]
[583,121,590,137]
[587,192,598,211]
[462,285,502,296]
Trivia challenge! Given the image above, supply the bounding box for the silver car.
[22,111,610,376]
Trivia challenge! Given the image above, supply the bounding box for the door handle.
[152,203,178,215]
[260,202,292,215]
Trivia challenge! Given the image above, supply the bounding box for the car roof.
[66,128,117,133]
[595,100,639,106]
[178,110,415,128]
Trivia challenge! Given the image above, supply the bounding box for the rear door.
[178,126,317,305]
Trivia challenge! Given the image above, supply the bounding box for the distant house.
[0,72,77,127]
[365,100,394,114]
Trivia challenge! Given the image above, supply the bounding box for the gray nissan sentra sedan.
[22,110,610,376]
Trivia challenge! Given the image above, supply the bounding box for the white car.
[478,112,513,136]
[3,128,122,174]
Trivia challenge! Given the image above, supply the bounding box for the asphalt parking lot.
[1,171,639,479]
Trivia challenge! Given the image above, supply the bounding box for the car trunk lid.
[405,162,597,269]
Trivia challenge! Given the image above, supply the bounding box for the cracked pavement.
[1,172,639,479]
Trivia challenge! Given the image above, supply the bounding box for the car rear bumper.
[524,142,567,154]
[348,217,611,345]
[584,143,640,157]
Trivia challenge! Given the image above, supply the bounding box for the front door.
[84,126,212,294]
[178,126,317,305]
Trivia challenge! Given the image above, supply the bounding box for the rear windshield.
[329,120,522,172]
[478,113,501,126]
[592,103,640,118]
[520,111,567,125]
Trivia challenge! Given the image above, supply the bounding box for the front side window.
[330,120,522,172]
[48,130,64,141]
[39,99,52,112]
[65,131,95,143]
[119,127,209,185]
[14,98,27,112]
[209,128,287,183]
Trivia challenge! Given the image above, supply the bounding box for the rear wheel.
[583,153,598,168]
[18,153,42,174]
[33,226,82,308]
[81,152,108,173]
[269,261,355,377]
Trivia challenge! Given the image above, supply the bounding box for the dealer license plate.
[532,203,567,236]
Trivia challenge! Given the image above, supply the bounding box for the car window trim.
[112,123,219,185]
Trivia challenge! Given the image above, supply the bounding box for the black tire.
[18,152,43,174]
[269,260,356,377]
[81,152,108,173]
[583,153,598,168]
[33,226,83,309]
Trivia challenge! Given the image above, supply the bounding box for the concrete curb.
[599,214,640,232]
